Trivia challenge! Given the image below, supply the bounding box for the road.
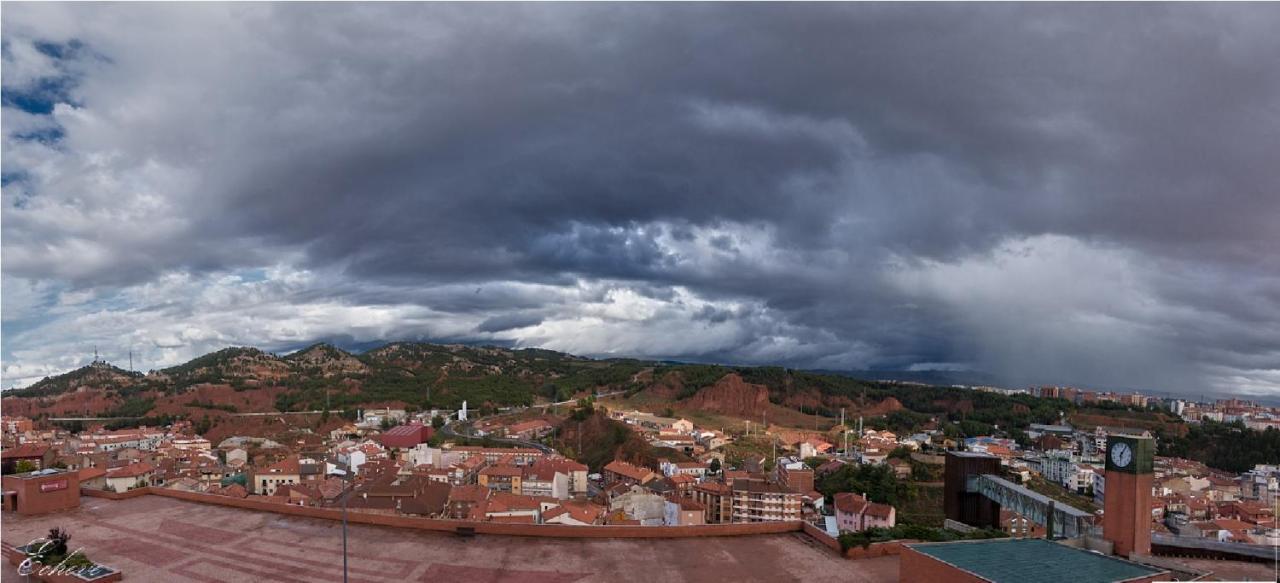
[439,390,627,456]
[439,419,555,454]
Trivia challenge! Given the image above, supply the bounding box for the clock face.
[1110,442,1133,468]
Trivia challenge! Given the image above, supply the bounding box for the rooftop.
[907,538,1165,583]
[0,443,50,459]
[1,495,896,582]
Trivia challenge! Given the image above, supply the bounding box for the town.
[4,381,1280,581]
[5,0,1279,580]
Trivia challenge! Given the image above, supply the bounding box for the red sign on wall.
[39,480,68,493]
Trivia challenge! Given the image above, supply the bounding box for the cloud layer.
[3,3,1278,398]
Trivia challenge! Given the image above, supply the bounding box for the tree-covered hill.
[4,341,1208,467]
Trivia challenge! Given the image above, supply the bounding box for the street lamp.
[328,467,353,583]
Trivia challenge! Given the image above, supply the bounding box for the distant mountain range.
[0,341,916,439]
[5,341,1216,458]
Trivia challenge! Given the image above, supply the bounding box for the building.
[729,481,802,523]
[609,485,667,525]
[1,443,54,474]
[1,469,81,515]
[664,496,706,526]
[1067,463,1097,495]
[448,446,543,466]
[1103,435,1155,558]
[1040,450,1075,485]
[900,539,1166,583]
[775,462,815,494]
[346,475,450,517]
[79,428,165,452]
[478,464,523,494]
[444,484,490,519]
[1,416,34,436]
[379,424,434,449]
[1240,465,1279,506]
[104,462,157,492]
[170,437,212,452]
[519,463,569,499]
[833,492,896,533]
[473,492,543,522]
[253,457,301,495]
[661,460,710,479]
[692,481,732,524]
[78,466,108,490]
[542,500,606,525]
[944,452,1001,529]
[603,460,657,486]
[521,458,589,499]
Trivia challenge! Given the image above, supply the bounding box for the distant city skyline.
[3,3,1278,399]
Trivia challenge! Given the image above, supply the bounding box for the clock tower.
[1102,434,1154,558]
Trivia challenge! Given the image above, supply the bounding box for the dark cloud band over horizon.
[3,3,1278,398]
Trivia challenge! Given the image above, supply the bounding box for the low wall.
[81,488,150,501]
[85,486,804,539]
[801,521,842,552]
[797,522,916,560]
[844,540,916,560]
[1151,532,1280,564]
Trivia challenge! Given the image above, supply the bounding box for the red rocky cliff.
[683,374,772,417]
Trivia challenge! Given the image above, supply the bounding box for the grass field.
[1024,475,1100,515]
[898,483,946,526]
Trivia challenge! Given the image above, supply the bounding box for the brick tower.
[1102,434,1154,558]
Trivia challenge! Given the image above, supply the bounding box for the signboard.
[39,479,68,493]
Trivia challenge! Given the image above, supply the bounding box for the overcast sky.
[3,3,1278,399]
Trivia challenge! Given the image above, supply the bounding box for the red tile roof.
[865,502,894,519]
[1,443,50,459]
[834,492,869,515]
[106,462,155,479]
[261,456,301,475]
[449,484,491,504]
[604,460,655,482]
[77,467,107,481]
[485,492,543,512]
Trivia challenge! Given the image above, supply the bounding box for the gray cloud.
[3,3,1279,397]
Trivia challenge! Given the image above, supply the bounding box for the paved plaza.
[2,495,897,582]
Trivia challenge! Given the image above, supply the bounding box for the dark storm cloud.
[475,313,545,334]
[3,3,1279,395]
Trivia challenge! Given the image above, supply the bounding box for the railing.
[969,473,1094,539]
[1151,533,1279,562]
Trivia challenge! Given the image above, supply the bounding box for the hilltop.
[1,341,1188,457]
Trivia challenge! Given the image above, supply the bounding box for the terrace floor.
[2,495,898,582]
